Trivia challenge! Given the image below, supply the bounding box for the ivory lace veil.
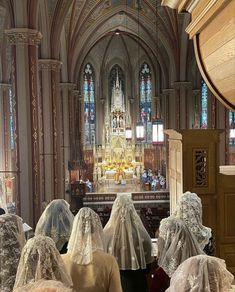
[166,255,234,292]
[174,191,211,249]
[103,194,153,270]
[67,207,104,265]
[35,199,74,251]
[0,214,25,292]
[13,235,72,289]
[158,216,204,277]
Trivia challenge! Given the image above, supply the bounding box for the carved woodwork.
[165,129,235,273]
[162,0,235,110]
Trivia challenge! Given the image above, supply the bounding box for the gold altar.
[92,68,144,188]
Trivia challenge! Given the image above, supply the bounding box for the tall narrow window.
[200,80,208,129]
[139,63,152,142]
[229,110,235,146]
[84,63,95,145]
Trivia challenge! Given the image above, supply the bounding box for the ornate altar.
[93,68,144,186]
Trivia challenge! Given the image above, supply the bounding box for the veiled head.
[175,191,203,223]
[166,255,234,292]
[158,216,204,277]
[174,191,211,249]
[67,207,104,265]
[0,214,25,292]
[103,194,153,270]
[108,194,138,223]
[13,235,72,289]
[35,199,74,251]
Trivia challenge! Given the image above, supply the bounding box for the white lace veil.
[13,235,73,289]
[103,194,153,270]
[13,280,73,292]
[166,255,234,292]
[158,216,204,277]
[174,191,211,249]
[35,199,74,251]
[0,214,25,292]
[67,207,104,265]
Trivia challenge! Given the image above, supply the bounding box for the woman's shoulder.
[94,250,117,265]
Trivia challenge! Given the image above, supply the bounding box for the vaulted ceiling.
[39,0,191,86]
[0,0,193,87]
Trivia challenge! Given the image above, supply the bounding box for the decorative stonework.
[38,59,62,71]
[5,28,42,46]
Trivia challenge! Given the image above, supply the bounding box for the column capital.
[173,81,192,89]
[5,28,42,46]
[0,83,11,92]
[162,88,174,94]
[59,83,76,91]
[38,59,62,71]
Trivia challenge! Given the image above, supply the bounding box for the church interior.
[0,0,235,287]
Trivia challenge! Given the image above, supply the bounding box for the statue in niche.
[112,116,117,128]
[119,116,124,128]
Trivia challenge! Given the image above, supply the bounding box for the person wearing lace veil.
[13,280,73,292]
[0,214,26,292]
[62,207,122,292]
[13,235,72,290]
[150,216,204,292]
[166,255,234,292]
[173,191,212,250]
[103,193,153,292]
[35,199,74,253]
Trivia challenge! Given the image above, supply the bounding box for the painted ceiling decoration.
[38,0,187,87]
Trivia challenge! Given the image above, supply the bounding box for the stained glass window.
[9,88,15,149]
[139,63,152,142]
[200,80,208,129]
[84,63,95,145]
[229,110,235,146]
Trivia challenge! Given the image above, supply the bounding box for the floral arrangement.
[103,161,133,172]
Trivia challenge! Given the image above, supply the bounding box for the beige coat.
[62,250,122,292]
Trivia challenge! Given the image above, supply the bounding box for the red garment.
[149,266,170,292]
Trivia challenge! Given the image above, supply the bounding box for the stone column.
[5,28,42,224]
[59,83,75,196]
[192,89,200,129]
[38,59,62,201]
[70,90,80,161]
[152,96,157,119]
[162,88,174,129]
[174,81,192,129]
